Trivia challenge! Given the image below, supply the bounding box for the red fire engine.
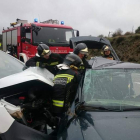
[2,19,79,62]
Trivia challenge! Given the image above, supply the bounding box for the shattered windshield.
[0,51,24,79]
[83,69,140,110]
[33,27,74,46]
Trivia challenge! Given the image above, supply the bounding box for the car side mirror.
[69,40,73,49]
[74,30,79,37]
[21,27,26,37]
[76,30,79,36]
[31,24,41,35]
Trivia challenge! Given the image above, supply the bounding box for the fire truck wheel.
[20,57,24,62]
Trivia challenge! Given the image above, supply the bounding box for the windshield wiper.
[122,107,140,111]
[80,105,120,112]
[45,42,55,46]
[82,106,140,112]
[33,42,55,46]
[55,41,69,43]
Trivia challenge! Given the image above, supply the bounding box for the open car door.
[70,36,120,60]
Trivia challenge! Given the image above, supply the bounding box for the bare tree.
[98,34,104,38]
[112,28,123,37]
[135,26,140,34]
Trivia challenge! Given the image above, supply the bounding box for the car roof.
[89,57,140,69]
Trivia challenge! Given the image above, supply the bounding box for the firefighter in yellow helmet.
[103,45,114,60]
[73,43,91,73]
[25,44,63,75]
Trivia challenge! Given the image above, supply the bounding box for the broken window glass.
[82,69,140,108]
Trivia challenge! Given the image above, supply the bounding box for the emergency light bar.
[34,18,38,23]
[61,21,64,25]
[41,19,59,24]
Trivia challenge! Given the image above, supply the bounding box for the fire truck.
[2,19,79,62]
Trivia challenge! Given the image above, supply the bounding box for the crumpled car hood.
[0,67,54,89]
[61,111,140,140]
[77,111,140,140]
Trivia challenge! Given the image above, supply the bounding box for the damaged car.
[58,37,140,140]
[59,57,140,140]
[1,36,140,140]
[0,51,55,140]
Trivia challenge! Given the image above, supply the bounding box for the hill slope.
[108,34,140,63]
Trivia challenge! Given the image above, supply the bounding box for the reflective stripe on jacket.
[52,100,64,107]
[54,74,74,83]
[53,73,74,108]
[52,69,81,114]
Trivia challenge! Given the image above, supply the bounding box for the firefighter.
[25,44,63,75]
[73,43,91,73]
[103,45,114,60]
[52,53,82,117]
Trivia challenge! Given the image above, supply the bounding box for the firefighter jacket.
[52,69,81,114]
[79,58,91,74]
[25,53,63,75]
[103,54,114,60]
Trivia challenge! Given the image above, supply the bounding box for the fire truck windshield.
[33,27,74,46]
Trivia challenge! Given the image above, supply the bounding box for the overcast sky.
[0,0,140,36]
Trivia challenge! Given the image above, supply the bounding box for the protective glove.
[43,110,61,128]
[36,62,48,68]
